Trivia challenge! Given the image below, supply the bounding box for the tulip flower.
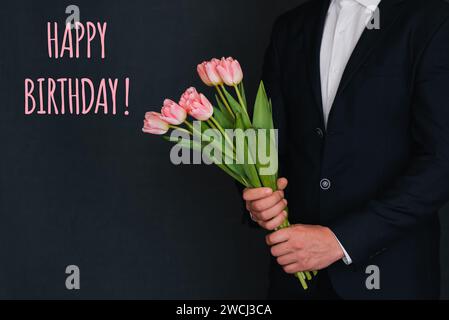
[197,62,213,86]
[197,59,223,87]
[160,99,187,125]
[142,57,316,290]
[142,112,169,135]
[179,87,214,121]
[216,57,243,86]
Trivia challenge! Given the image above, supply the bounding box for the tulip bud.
[142,112,169,135]
[216,57,243,86]
[197,62,213,86]
[179,87,214,121]
[160,99,187,125]
[197,59,223,87]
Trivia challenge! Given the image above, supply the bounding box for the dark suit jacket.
[262,0,449,299]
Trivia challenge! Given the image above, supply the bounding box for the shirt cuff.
[332,232,353,265]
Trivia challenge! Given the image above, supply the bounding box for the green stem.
[208,116,234,150]
[233,84,247,110]
[273,206,317,290]
[245,147,263,188]
[183,121,198,135]
[186,120,243,183]
[206,119,233,159]
[233,84,252,128]
[215,85,235,119]
[297,272,308,290]
[169,125,192,136]
[215,162,248,187]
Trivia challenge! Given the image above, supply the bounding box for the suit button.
[315,128,324,138]
[320,178,331,190]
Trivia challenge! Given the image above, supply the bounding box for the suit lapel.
[304,0,331,127]
[327,0,406,125]
[336,0,405,94]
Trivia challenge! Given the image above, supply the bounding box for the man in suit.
[243,0,449,299]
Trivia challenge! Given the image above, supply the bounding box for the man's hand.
[243,178,344,274]
[243,178,289,231]
[266,224,345,273]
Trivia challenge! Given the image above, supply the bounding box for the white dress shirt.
[320,0,381,127]
[320,0,381,265]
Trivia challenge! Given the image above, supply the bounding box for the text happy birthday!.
[24,21,131,116]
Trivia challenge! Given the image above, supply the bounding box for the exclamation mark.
[124,77,130,116]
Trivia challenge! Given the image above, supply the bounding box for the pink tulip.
[216,57,243,86]
[179,87,214,121]
[142,112,169,135]
[206,59,223,85]
[197,62,212,86]
[197,59,223,86]
[160,99,187,125]
[179,87,199,110]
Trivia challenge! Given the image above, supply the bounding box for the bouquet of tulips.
[142,57,317,289]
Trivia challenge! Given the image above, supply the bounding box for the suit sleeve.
[330,16,449,265]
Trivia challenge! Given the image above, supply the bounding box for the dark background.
[0,0,447,299]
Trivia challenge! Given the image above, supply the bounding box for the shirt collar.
[334,0,381,11]
[354,0,381,11]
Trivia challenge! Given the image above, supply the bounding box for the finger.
[270,242,292,257]
[243,187,273,201]
[266,228,290,246]
[261,211,288,231]
[277,178,288,191]
[253,199,287,222]
[283,263,300,274]
[249,212,257,222]
[277,253,298,266]
[249,191,284,212]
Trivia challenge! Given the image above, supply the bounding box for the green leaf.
[215,94,234,124]
[235,112,262,188]
[201,128,235,165]
[226,163,247,179]
[201,121,210,133]
[221,86,252,129]
[164,133,249,187]
[253,81,273,130]
[163,136,202,152]
[251,81,280,189]
[215,162,249,187]
[238,82,247,109]
[212,106,233,129]
[256,128,278,190]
